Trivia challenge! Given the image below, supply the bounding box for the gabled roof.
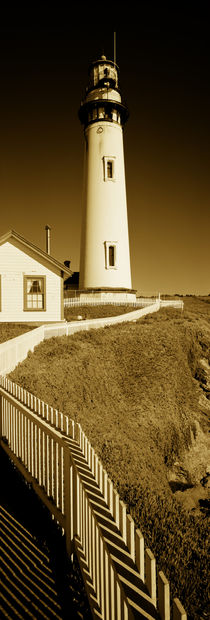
[0,229,73,277]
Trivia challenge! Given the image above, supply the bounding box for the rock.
[174,483,209,513]
[200,473,210,489]
[167,463,191,488]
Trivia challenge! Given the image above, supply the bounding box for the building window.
[103,156,116,181]
[105,242,118,269]
[24,276,46,311]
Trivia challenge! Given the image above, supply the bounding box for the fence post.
[173,598,187,620]
[145,548,156,608]
[158,571,170,620]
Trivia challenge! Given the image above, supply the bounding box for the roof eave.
[0,229,73,277]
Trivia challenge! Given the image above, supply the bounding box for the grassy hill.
[0,323,34,344]
[64,303,138,321]
[9,297,210,619]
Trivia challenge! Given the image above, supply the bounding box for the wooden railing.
[0,376,187,619]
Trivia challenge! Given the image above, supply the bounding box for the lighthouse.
[78,54,136,302]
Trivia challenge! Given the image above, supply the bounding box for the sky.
[0,4,209,295]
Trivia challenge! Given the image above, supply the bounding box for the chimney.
[64,260,71,269]
[45,225,51,254]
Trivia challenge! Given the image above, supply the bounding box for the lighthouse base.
[78,288,137,303]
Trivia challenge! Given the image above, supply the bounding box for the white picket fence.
[0,303,161,375]
[0,376,187,619]
[160,301,184,309]
[0,326,45,376]
[64,297,157,307]
[64,297,184,310]
[0,300,184,376]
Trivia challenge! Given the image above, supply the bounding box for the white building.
[78,55,136,302]
[0,229,72,322]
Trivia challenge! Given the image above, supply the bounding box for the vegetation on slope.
[64,303,139,321]
[0,323,34,344]
[10,298,210,619]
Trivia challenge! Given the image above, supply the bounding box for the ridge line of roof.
[0,229,73,276]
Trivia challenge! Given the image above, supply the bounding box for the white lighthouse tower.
[78,54,136,302]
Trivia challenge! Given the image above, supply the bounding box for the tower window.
[107,161,113,179]
[109,245,115,266]
[103,156,116,181]
[104,242,118,269]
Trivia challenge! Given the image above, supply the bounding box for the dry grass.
[9,297,210,619]
[0,323,34,344]
[64,303,139,321]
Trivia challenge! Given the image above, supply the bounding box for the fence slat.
[113,489,120,529]
[44,433,48,491]
[18,409,21,460]
[99,530,105,618]
[135,528,144,582]
[8,402,11,448]
[36,426,40,483]
[107,478,114,516]
[173,598,187,620]
[41,429,45,487]
[27,418,31,473]
[95,520,100,607]
[12,405,15,453]
[158,571,170,620]
[33,423,36,479]
[53,440,57,503]
[103,470,108,504]
[105,547,110,619]
[12,405,16,455]
[99,460,103,493]
[126,514,135,561]
[63,447,71,555]
[0,394,2,439]
[20,413,25,465]
[119,500,127,545]
[92,512,96,593]
[73,463,78,538]
[48,436,52,497]
[58,445,63,511]
[146,548,156,607]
